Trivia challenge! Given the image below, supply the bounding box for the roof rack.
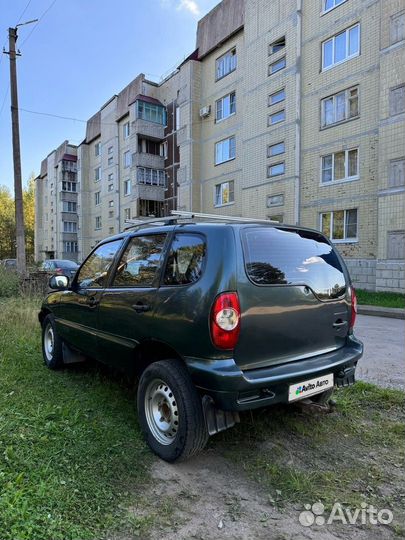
[170,211,279,224]
[122,211,278,232]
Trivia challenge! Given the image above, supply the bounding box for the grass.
[215,381,405,515]
[0,297,157,540]
[356,289,405,309]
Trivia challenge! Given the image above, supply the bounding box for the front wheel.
[137,359,208,462]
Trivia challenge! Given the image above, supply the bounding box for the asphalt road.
[355,314,405,391]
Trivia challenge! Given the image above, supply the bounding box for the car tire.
[42,314,64,370]
[137,359,209,462]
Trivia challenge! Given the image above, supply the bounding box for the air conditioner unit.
[199,105,211,118]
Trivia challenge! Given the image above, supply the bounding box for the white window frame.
[62,201,77,213]
[389,84,405,116]
[214,180,235,207]
[269,88,285,106]
[322,0,347,15]
[216,48,237,81]
[64,241,78,253]
[94,142,101,156]
[268,56,286,76]
[321,86,359,127]
[95,216,102,230]
[390,11,405,45]
[268,141,285,157]
[268,109,285,126]
[267,194,284,207]
[124,208,131,221]
[123,121,130,139]
[124,179,131,196]
[215,136,236,165]
[320,148,359,185]
[320,209,358,243]
[268,36,286,55]
[215,91,236,122]
[95,191,101,206]
[63,221,78,233]
[268,162,285,177]
[123,150,131,168]
[94,166,101,182]
[322,24,360,71]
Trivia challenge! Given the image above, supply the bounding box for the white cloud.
[177,0,201,16]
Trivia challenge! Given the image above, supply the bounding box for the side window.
[163,234,206,286]
[112,234,167,287]
[76,240,123,288]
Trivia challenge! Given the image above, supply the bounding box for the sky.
[0,0,218,193]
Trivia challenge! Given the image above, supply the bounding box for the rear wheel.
[137,359,208,462]
[41,315,64,369]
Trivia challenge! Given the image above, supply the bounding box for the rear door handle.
[132,302,150,313]
[87,296,99,308]
[333,320,347,328]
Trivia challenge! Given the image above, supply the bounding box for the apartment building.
[35,0,405,291]
[34,141,79,262]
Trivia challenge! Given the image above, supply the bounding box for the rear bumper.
[184,334,363,411]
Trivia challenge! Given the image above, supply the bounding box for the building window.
[62,181,77,192]
[95,216,102,230]
[175,106,180,130]
[124,179,131,195]
[214,180,234,207]
[321,86,359,127]
[320,209,358,241]
[268,56,286,75]
[269,88,285,106]
[95,142,101,156]
[108,200,114,208]
[95,191,101,206]
[138,138,162,156]
[267,194,284,207]
[268,109,285,125]
[215,91,236,122]
[108,210,114,218]
[390,12,405,45]
[323,0,347,13]
[109,227,114,235]
[268,214,283,223]
[123,150,131,168]
[108,146,113,154]
[63,221,77,233]
[62,201,77,213]
[124,208,131,221]
[215,136,236,165]
[321,149,359,184]
[136,100,167,125]
[64,241,78,253]
[108,156,113,166]
[123,121,130,138]
[389,85,405,116]
[216,48,237,80]
[95,166,101,181]
[322,24,360,70]
[136,168,166,187]
[389,158,405,187]
[387,231,405,259]
[268,141,285,157]
[268,162,285,177]
[269,36,285,55]
[108,183,114,192]
[108,173,114,182]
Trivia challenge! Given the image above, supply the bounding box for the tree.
[0,174,35,262]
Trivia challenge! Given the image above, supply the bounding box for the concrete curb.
[358,304,405,319]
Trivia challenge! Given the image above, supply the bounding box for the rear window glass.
[163,234,206,285]
[242,227,346,299]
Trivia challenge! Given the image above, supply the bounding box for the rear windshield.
[241,227,346,299]
[54,260,78,268]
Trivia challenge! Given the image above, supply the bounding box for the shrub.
[0,266,20,297]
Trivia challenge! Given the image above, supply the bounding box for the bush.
[0,266,20,297]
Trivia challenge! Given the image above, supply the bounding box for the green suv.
[39,213,363,462]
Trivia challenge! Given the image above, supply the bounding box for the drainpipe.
[294,0,302,225]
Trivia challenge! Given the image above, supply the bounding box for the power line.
[16,0,34,25]
[20,0,58,47]
[0,85,10,117]
[19,107,121,126]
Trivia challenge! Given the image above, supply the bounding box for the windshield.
[54,260,78,268]
[241,227,346,299]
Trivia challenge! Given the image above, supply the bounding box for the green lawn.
[356,289,405,309]
[0,297,155,540]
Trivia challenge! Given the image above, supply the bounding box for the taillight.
[210,292,241,350]
[55,268,63,275]
[350,287,357,330]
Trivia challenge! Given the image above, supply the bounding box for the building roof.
[131,94,163,106]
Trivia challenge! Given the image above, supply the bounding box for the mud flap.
[62,343,87,364]
[202,395,240,436]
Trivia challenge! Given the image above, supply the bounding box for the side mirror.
[49,275,69,290]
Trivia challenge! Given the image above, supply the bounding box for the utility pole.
[4,20,37,274]
[6,26,26,274]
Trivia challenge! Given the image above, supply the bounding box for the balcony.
[132,152,165,170]
[131,118,165,141]
[132,183,165,202]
